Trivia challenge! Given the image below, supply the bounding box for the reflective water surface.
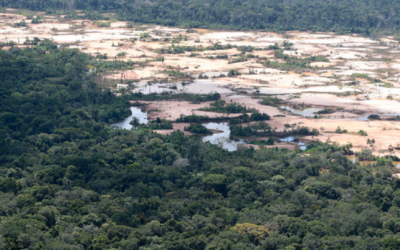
[111,107,148,129]
[202,122,245,151]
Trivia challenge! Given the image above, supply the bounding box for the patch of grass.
[358,130,368,136]
[200,100,258,114]
[380,82,393,88]
[351,73,369,78]
[162,70,192,79]
[315,108,336,114]
[93,21,111,27]
[260,97,284,107]
[249,138,275,146]
[5,8,37,17]
[229,56,248,64]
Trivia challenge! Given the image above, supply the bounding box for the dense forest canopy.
[2,0,400,248]
[1,41,400,249]
[2,0,400,34]
[0,40,130,145]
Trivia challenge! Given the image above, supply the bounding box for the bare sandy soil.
[134,100,242,121]
[2,12,400,156]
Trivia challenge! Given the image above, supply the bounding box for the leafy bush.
[184,123,213,134]
[368,114,380,120]
[358,130,368,136]
[335,126,348,134]
[316,108,335,114]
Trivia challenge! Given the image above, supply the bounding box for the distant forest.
[2,0,400,34]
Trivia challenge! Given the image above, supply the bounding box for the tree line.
[2,0,400,34]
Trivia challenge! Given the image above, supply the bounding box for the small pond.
[279,136,307,150]
[280,106,323,117]
[202,122,246,151]
[111,107,148,129]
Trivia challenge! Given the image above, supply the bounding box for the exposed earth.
[2,11,400,156]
